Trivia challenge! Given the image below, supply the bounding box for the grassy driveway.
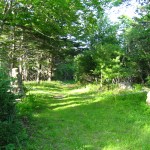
[19,81,150,150]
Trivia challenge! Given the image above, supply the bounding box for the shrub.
[0,67,27,149]
[146,76,150,87]
[133,84,143,91]
[17,94,35,119]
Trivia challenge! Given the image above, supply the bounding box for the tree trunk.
[100,70,103,88]
[36,61,41,83]
[47,56,53,81]
[10,26,24,96]
[23,65,28,81]
[11,68,24,96]
[17,71,25,96]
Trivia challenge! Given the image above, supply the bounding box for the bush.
[17,94,35,119]
[74,53,96,83]
[133,84,143,91]
[146,76,150,87]
[54,62,74,81]
[0,68,27,149]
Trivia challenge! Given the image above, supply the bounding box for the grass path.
[20,82,150,150]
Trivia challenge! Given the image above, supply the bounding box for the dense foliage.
[0,0,149,84]
[120,3,150,83]
[0,68,27,149]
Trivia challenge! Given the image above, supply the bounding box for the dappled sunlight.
[79,144,94,149]
[84,144,93,148]
[28,90,51,95]
[40,94,101,111]
[25,81,63,93]
[24,82,102,111]
[138,124,150,146]
[142,124,150,133]
[33,113,40,118]
[102,144,125,150]
[68,86,91,94]
[53,103,81,111]
[52,98,101,111]
[21,81,150,149]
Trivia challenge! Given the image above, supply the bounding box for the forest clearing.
[17,81,149,150]
[0,0,150,149]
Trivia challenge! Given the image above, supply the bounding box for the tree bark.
[36,61,41,83]
[47,56,53,81]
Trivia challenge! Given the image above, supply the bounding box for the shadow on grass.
[20,82,150,150]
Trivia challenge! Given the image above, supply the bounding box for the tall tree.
[119,2,150,83]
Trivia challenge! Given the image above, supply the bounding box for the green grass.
[18,81,150,150]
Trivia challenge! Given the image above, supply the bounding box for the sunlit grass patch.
[18,81,150,149]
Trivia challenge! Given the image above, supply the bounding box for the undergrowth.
[0,68,27,150]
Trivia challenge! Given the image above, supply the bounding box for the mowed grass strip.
[18,81,150,150]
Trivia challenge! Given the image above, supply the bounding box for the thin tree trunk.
[36,61,41,83]
[23,64,28,81]
[17,70,25,96]
[47,56,53,81]
[100,69,103,88]
[10,26,25,96]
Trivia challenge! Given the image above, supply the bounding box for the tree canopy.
[0,0,149,84]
